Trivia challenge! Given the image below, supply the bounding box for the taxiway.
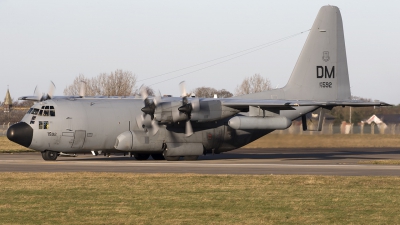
[0,148,399,176]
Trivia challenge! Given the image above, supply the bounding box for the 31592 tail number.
[320,82,332,88]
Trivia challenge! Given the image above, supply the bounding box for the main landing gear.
[133,153,150,160]
[41,150,59,161]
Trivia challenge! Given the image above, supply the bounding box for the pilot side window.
[27,108,33,114]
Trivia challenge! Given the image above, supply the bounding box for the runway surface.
[1,148,400,176]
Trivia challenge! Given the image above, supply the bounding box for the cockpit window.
[27,108,33,114]
[43,106,50,116]
[31,108,39,115]
[50,106,55,116]
[30,106,56,116]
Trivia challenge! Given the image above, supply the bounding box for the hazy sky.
[1,0,399,104]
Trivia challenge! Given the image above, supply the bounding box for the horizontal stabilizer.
[220,98,391,110]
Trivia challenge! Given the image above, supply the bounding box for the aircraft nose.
[7,122,33,148]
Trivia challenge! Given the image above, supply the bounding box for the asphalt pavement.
[0,148,399,176]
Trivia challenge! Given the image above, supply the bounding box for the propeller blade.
[140,85,148,100]
[191,98,200,112]
[79,81,86,97]
[185,120,193,137]
[136,114,144,129]
[150,119,160,135]
[179,81,187,97]
[136,113,159,136]
[153,90,162,106]
[33,86,41,101]
[47,81,56,99]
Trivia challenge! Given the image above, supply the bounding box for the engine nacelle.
[228,116,292,130]
[154,101,188,123]
[154,100,239,123]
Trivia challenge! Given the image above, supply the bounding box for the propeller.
[33,81,56,101]
[177,81,200,137]
[136,85,160,135]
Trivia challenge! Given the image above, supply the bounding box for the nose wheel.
[41,151,59,161]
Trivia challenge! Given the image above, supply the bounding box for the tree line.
[63,70,272,98]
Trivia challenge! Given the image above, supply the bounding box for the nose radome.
[7,122,33,148]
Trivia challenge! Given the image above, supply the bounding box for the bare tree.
[352,95,372,102]
[234,74,271,96]
[216,89,233,98]
[190,87,233,98]
[191,87,217,98]
[64,70,137,96]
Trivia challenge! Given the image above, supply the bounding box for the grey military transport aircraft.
[7,5,390,161]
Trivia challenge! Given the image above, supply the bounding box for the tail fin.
[283,5,351,101]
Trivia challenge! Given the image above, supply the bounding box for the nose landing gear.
[41,150,59,161]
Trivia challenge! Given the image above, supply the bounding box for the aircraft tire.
[41,151,58,161]
[184,155,199,161]
[151,153,165,160]
[134,153,150,160]
[164,156,180,161]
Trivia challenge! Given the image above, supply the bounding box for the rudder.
[283,5,351,101]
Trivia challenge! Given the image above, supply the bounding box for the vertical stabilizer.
[283,5,351,101]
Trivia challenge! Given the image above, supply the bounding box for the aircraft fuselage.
[12,97,308,156]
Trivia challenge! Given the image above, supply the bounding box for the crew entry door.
[71,130,86,148]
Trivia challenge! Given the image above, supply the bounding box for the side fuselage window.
[39,121,49,129]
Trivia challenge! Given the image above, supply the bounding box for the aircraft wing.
[18,96,80,101]
[220,98,391,110]
[291,100,392,107]
[18,96,41,101]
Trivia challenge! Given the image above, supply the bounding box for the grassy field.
[0,173,399,224]
[245,134,400,148]
[0,136,32,153]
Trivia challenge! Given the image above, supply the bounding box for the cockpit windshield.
[27,106,56,117]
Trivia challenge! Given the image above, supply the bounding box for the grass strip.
[0,173,400,224]
[0,136,33,153]
[359,160,400,165]
[245,134,400,148]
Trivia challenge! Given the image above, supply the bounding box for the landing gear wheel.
[41,151,59,161]
[164,156,180,161]
[184,155,199,161]
[134,153,150,160]
[151,153,165,160]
